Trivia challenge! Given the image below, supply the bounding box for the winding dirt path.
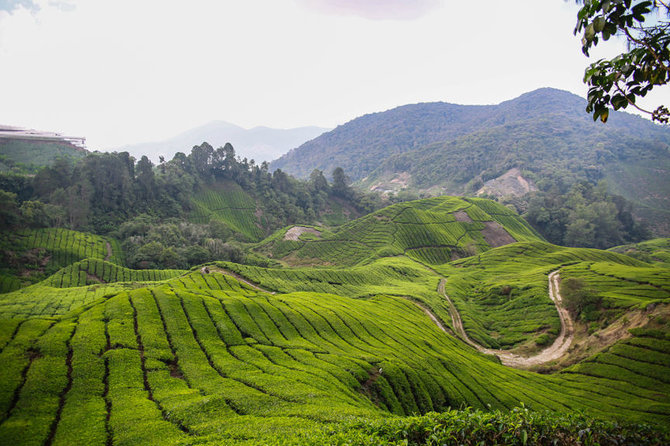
[203,266,277,294]
[203,265,572,368]
[399,298,451,335]
[439,270,574,368]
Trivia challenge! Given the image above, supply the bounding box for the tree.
[331,167,352,198]
[0,190,20,229]
[308,169,329,193]
[574,1,670,123]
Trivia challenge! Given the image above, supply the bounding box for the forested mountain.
[119,121,329,164]
[271,88,670,237]
[271,88,669,182]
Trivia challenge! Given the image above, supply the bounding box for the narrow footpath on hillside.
[439,270,574,368]
[203,266,277,294]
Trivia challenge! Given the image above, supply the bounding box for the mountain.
[271,88,669,182]
[270,88,670,234]
[118,121,329,163]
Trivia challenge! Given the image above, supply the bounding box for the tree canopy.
[575,0,670,123]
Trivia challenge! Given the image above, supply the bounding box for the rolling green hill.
[254,196,542,267]
[0,261,667,444]
[0,197,668,444]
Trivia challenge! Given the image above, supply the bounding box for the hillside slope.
[0,228,122,293]
[254,196,542,267]
[0,139,86,171]
[270,89,670,235]
[0,254,667,444]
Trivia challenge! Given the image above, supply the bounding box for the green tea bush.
[294,408,670,445]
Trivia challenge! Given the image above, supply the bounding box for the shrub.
[560,277,602,321]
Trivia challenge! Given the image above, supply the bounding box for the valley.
[0,194,668,444]
[3,0,670,442]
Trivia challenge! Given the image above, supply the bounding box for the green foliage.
[575,1,670,123]
[524,180,650,249]
[117,215,247,269]
[298,408,670,445]
[560,277,603,321]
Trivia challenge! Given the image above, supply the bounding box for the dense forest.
[522,180,649,249]
[0,142,382,272]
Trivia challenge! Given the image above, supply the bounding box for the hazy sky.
[1,0,667,150]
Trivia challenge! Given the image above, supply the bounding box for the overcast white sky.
[0,0,667,150]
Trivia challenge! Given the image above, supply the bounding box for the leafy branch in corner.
[574,0,670,123]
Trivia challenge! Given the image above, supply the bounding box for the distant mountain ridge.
[271,88,668,181]
[270,88,670,235]
[119,121,329,163]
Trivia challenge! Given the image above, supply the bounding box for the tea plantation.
[0,197,668,444]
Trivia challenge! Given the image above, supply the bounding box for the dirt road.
[439,270,573,368]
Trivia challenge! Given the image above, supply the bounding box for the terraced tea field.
[190,181,265,241]
[0,266,667,445]
[0,228,122,293]
[255,196,542,267]
[0,199,669,444]
[609,238,670,265]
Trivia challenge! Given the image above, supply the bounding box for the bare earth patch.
[453,210,473,223]
[480,221,516,248]
[283,226,321,241]
[476,167,537,198]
